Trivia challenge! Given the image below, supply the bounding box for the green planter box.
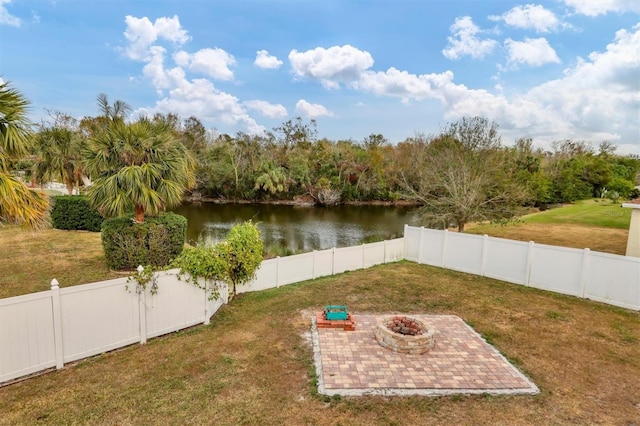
[325,305,348,320]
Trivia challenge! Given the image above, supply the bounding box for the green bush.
[607,177,635,199]
[101,212,187,270]
[51,196,104,232]
[172,221,263,299]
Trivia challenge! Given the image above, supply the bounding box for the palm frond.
[0,172,50,229]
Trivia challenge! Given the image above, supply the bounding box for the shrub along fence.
[50,196,104,232]
[0,238,405,385]
[101,212,187,270]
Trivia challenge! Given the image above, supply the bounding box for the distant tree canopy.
[17,89,639,230]
[400,117,530,231]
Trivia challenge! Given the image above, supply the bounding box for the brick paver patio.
[312,314,539,396]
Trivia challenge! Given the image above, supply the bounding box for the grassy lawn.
[522,199,632,229]
[0,261,638,425]
[0,225,121,299]
[467,199,631,255]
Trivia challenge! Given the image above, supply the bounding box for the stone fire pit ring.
[374,315,436,354]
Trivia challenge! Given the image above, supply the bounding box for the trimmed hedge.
[101,212,187,270]
[51,196,104,232]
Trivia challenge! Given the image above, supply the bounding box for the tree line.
[2,83,639,232]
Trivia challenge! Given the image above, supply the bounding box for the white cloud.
[244,100,288,118]
[356,68,452,102]
[254,50,283,69]
[123,15,264,135]
[286,44,461,104]
[0,0,21,27]
[505,37,561,67]
[123,15,190,61]
[295,100,334,118]
[489,4,566,33]
[135,76,266,135]
[441,24,640,152]
[288,27,638,152]
[442,16,498,60]
[142,46,171,92]
[289,45,374,88]
[562,0,640,16]
[121,14,639,154]
[173,48,236,80]
[287,44,453,102]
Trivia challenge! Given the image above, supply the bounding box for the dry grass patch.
[465,200,630,255]
[1,263,638,425]
[0,225,120,298]
[466,222,628,255]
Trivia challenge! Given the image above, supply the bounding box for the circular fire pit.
[374,315,436,354]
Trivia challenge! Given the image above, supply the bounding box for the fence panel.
[334,246,364,273]
[278,253,314,286]
[145,271,206,339]
[313,249,334,278]
[241,259,278,293]
[416,229,445,266]
[206,282,228,320]
[403,225,421,261]
[586,252,640,310]
[0,292,56,383]
[59,279,140,363]
[385,238,405,262]
[444,232,484,274]
[529,244,584,296]
[484,238,530,285]
[363,242,385,268]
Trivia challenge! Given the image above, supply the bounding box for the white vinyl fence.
[0,238,405,385]
[239,239,405,293]
[403,225,640,311]
[2,228,637,386]
[0,270,226,385]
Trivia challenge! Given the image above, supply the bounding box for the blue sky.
[1,0,639,154]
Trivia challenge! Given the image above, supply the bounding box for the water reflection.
[170,203,420,252]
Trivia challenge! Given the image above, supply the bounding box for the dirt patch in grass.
[0,225,121,298]
[1,263,638,425]
[466,222,628,255]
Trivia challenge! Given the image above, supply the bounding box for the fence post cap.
[137,265,144,273]
[50,278,59,289]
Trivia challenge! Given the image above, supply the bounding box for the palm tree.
[84,117,195,223]
[78,94,133,140]
[33,125,86,195]
[0,81,49,228]
[96,93,131,124]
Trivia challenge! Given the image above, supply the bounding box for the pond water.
[170,202,420,252]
